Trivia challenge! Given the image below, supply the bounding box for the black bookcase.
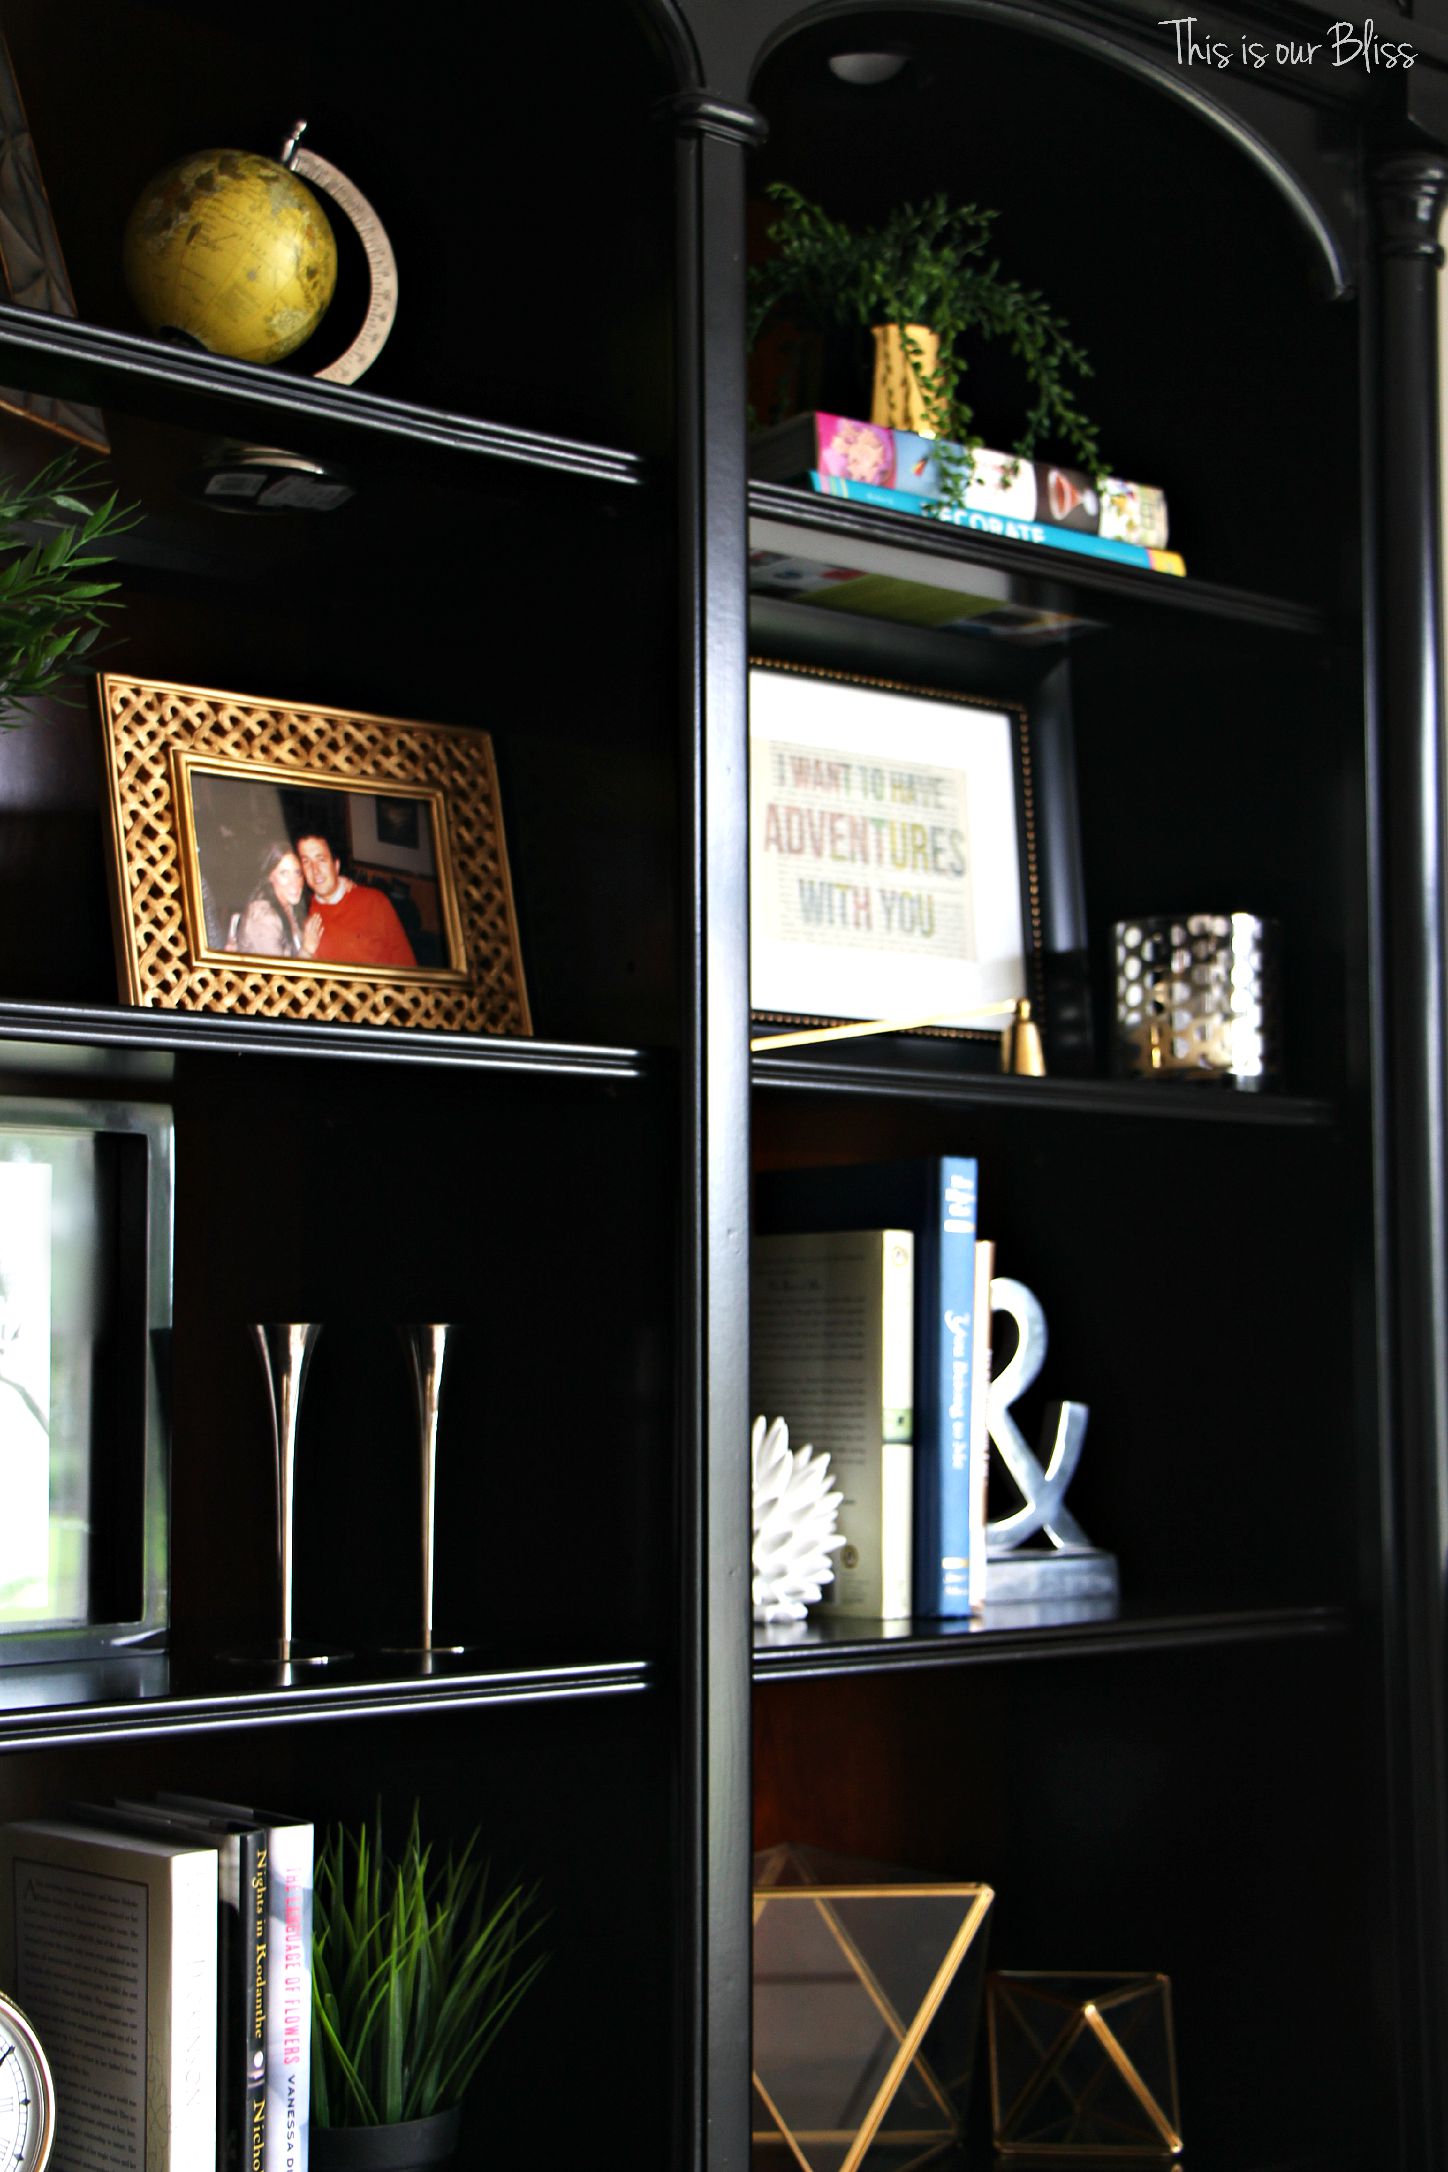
[0,1,1445,2167]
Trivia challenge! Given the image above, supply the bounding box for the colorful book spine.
[160,1796,313,2172]
[750,410,1170,547]
[933,1163,980,1616]
[968,1239,997,1613]
[264,1819,313,2172]
[239,1826,268,2172]
[807,471,1186,575]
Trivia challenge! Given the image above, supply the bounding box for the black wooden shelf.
[0,1000,653,1084]
[752,1049,1335,1125]
[753,1601,1348,1679]
[0,1650,652,1749]
[0,306,648,492]
[750,482,1328,636]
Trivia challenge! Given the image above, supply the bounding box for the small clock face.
[0,1995,54,2172]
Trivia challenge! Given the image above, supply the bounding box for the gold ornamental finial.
[1001,996,1046,1076]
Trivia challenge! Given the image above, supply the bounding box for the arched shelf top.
[634,0,709,99]
[746,0,1352,298]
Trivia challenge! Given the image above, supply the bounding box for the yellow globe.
[123,149,338,366]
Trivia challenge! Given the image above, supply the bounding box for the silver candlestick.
[389,1323,469,1661]
[226,1322,348,1674]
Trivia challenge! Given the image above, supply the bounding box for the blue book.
[806,471,1187,576]
[756,1157,980,1618]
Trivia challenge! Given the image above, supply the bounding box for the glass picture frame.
[0,1098,172,1664]
[749,659,1046,1040]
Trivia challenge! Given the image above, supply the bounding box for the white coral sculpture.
[751,1414,847,1624]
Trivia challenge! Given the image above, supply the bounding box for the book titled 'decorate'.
[803,472,1186,575]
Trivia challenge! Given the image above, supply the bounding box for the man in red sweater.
[296,833,417,967]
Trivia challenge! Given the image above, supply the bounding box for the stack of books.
[0,1797,314,2172]
[752,1157,995,1624]
[750,411,1183,577]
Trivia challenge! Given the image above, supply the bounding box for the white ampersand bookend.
[984,1277,1119,1609]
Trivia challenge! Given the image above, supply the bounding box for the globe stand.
[177,118,398,514]
[187,444,357,515]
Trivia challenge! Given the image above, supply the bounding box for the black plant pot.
[310,2107,463,2171]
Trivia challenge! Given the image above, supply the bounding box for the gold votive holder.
[988,1970,1183,2159]
[753,1842,994,2170]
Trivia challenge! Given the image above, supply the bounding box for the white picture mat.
[749,667,1029,1030]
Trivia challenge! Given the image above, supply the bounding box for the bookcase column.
[661,81,767,2172]
[1370,143,1448,2170]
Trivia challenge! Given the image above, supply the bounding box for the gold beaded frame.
[97,674,531,1036]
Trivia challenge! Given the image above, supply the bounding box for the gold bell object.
[1001,996,1047,1076]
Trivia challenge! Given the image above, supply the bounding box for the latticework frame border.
[97,674,531,1036]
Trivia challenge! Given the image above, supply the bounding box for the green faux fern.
[311,1802,548,2129]
[0,452,138,727]
[749,183,1106,491]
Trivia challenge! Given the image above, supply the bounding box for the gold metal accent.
[1000,994,1047,1074]
[97,674,530,1037]
[752,999,1020,1053]
[753,1873,994,2171]
[988,1970,1184,2158]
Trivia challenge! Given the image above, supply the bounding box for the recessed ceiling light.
[826,50,910,85]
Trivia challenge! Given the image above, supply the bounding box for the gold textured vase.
[870,322,941,435]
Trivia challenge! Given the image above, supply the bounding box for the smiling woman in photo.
[229,842,308,957]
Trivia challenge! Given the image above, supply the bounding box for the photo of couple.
[186,771,453,974]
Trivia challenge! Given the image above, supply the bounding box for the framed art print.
[749,660,1043,1037]
[97,675,531,1037]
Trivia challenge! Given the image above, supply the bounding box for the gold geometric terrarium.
[987,1971,1183,2158]
[753,1843,994,2171]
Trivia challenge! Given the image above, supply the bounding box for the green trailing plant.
[311,1801,548,2129]
[748,183,1106,498]
[0,452,138,727]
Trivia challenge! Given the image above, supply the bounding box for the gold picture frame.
[97,674,531,1037]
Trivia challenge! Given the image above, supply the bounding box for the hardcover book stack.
[0,1798,314,2172]
[750,411,1182,577]
[752,1157,996,1626]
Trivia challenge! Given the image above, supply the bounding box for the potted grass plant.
[310,1802,548,2171]
[0,451,137,725]
[748,182,1106,497]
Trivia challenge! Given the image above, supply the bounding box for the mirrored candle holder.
[222,1321,350,1677]
[1113,913,1279,1088]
